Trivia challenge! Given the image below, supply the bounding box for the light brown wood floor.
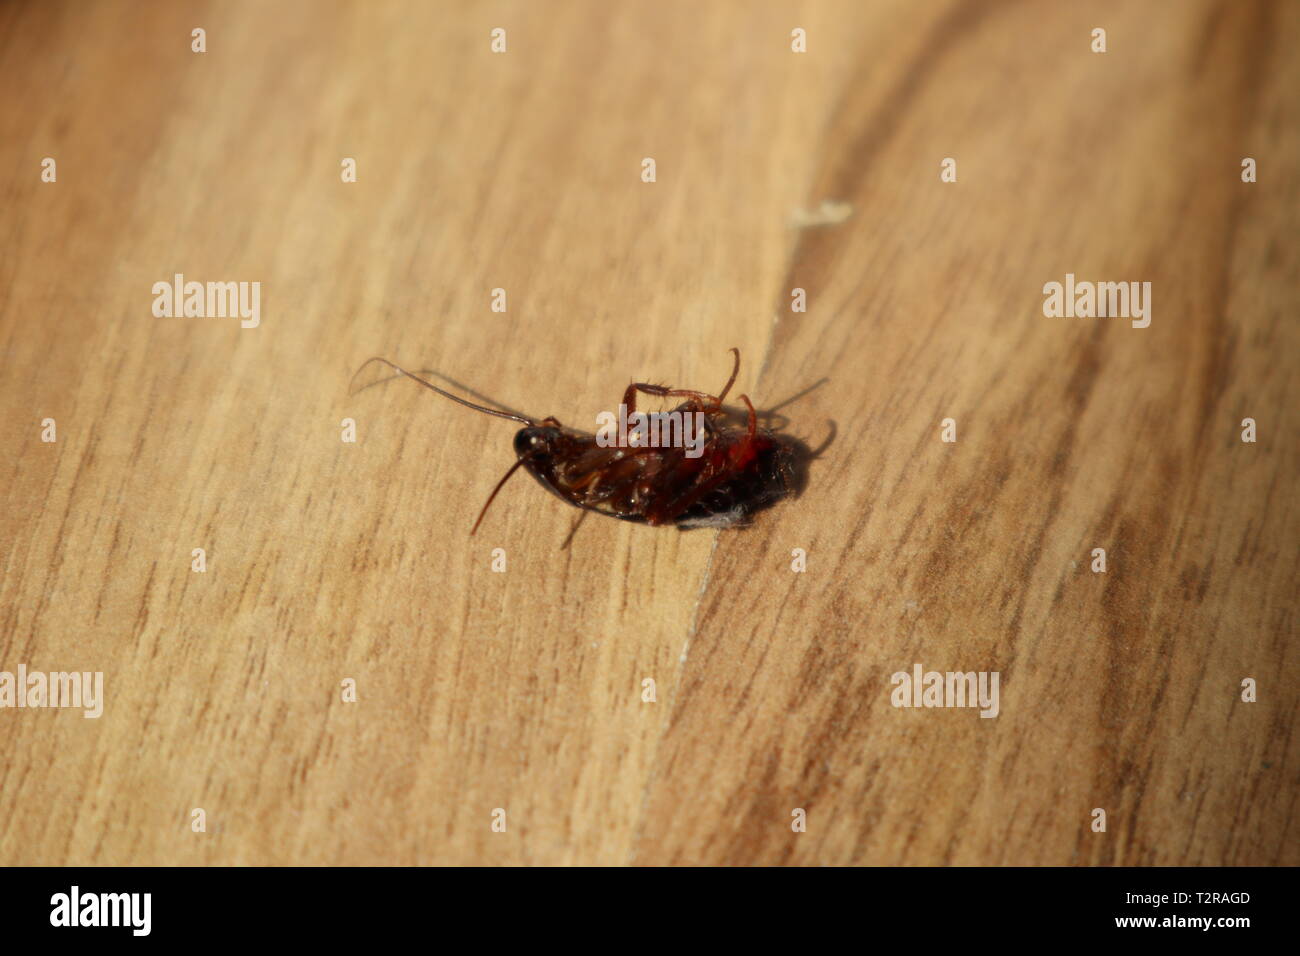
[1,0,1295,865]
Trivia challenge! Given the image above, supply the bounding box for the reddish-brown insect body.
[354,349,794,534]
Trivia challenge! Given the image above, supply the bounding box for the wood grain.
[0,0,1295,866]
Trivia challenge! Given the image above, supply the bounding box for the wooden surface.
[1,0,1296,866]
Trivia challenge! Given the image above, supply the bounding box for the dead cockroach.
[351,349,795,535]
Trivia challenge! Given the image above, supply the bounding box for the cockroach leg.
[624,382,722,413]
[716,347,740,403]
[622,347,742,415]
[559,508,590,551]
[739,394,757,439]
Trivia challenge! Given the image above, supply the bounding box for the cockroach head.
[513,424,567,460]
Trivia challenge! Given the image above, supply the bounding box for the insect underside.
[354,349,794,536]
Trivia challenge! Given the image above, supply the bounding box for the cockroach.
[352,349,795,535]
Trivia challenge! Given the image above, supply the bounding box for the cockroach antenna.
[350,356,543,534]
[470,453,537,535]
[349,357,535,425]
